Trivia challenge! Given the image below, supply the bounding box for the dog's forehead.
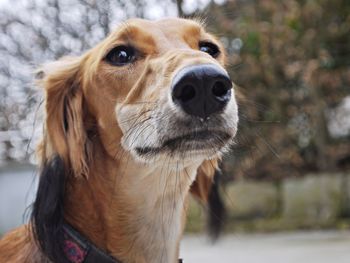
[108,18,207,46]
[127,18,202,33]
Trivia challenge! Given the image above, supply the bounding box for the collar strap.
[63,224,120,263]
[62,223,184,263]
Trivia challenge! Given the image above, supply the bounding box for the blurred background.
[0,0,349,262]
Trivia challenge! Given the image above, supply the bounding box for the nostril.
[174,85,196,103]
[212,81,230,98]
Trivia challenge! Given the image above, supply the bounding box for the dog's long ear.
[31,155,67,263]
[190,159,226,241]
[32,57,89,262]
[38,57,89,177]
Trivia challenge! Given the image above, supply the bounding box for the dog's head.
[39,18,238,172]
[33,18,238,262]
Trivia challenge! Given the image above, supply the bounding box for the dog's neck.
[64,144,201,263]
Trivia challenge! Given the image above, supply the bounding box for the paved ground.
[180,231,350,263]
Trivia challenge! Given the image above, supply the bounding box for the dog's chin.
[130,130,235,164]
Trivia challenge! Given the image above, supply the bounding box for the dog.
[0,18,238,263]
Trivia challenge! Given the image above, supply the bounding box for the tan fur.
[190,159,219,203]
[0,18,237,263]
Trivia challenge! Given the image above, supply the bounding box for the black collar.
[62,223,183,263]
[63,223,119,263]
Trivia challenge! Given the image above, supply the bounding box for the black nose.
[171,64,232,119]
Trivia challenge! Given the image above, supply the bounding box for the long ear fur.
[31,155,67,263]
[190,159,226,241]
[39,57,89,177]
[31,57,89,262]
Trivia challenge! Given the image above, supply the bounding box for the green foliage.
[244,31,260,58]
[205,0,350,180]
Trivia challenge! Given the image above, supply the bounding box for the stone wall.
[282,174,344,226]
[186,173,350,232]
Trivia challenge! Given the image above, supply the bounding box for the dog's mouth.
[135,129,232,157]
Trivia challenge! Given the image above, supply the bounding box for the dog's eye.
[105,46,136,66]
[199,42,220,58]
